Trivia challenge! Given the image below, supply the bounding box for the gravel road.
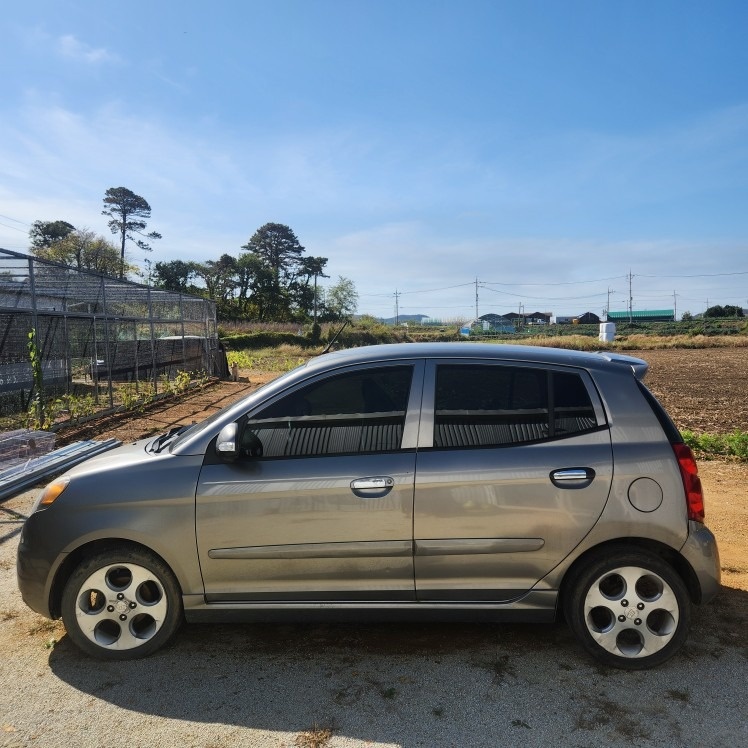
[2,485,746,748]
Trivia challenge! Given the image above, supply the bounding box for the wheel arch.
[49,539,180,619]
[559,537,703,612]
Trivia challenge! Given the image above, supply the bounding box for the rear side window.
[245,366,413,458]
[434,364,598,448]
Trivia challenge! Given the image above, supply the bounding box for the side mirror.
[216,423,239,462]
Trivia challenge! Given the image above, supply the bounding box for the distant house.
[576,312,600,325]
[607,310,675,323]
[553,312,599,324]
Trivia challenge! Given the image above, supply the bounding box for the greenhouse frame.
[0,248,224,415]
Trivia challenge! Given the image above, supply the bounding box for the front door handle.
[350,476,395,498]
[550,468,595,488]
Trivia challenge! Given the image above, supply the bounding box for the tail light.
[672,442,705,522]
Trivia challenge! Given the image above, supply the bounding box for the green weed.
[682,430,748,460]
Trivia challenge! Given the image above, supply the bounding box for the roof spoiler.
[595,351,649,381]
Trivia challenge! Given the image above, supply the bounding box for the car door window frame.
[418,359,606,450]
[229,359,425,460]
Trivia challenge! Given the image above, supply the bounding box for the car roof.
[311,342,648,378]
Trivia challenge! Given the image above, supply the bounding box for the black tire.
[563,548,691,670]
[61,546,183,660]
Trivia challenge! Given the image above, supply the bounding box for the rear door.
[196,361,423,601]
[413,360,613,601]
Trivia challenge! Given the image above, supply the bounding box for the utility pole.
[606,287,613,319]
[394,290,400,326]
[628,271,633,324]
[673,290,677,321]
[475,277,479,321]
[313,274,318,323]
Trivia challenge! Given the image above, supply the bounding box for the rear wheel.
[564,549,691,670]
[61,547,183,660]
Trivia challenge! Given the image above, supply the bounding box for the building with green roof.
[606,310,675,322]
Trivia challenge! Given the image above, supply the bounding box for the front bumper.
[16,515,64,619]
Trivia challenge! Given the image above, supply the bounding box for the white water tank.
[599,322,616,342]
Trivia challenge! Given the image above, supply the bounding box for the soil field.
[634,347,748,433]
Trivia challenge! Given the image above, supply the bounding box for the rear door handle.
[550,468,595,488]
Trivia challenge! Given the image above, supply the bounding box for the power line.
[0,221,28,234]
[480,275,626,286]
[360,270,748,302]
[358,281,473,299]
[638,270,748,279]
[480,285,608,302]
[0,213,30,226]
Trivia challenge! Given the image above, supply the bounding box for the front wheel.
[61,547,183,660]
[564,550,691,670]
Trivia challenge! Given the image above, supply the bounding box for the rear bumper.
[681,522,721,604]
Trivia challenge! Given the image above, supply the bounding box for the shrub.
[221,331,318,350]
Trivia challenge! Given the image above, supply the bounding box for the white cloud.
[57,34,118,65]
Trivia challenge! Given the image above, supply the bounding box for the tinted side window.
[553,371,598,435]
[434,365,598,448]
[245,366,413,458]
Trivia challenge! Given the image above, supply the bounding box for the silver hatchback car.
[17,343,720,668]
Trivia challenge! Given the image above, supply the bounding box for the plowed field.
[635,347,748,433]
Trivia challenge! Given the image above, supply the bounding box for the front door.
[196,362,422,601]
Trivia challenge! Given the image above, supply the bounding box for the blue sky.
[1,1,747,319]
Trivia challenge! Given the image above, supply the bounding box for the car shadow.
[46,586,748,746]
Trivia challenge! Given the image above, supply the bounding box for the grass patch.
[27,618,63,637]
[295,722,334,748]
[682,430,748,460]
[226,345,314,373]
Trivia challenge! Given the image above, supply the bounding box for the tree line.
[28,188,357,322]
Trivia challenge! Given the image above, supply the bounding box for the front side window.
[243,366,413,458]
[434,364,598,448]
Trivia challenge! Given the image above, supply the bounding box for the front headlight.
[33,477,70,511]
